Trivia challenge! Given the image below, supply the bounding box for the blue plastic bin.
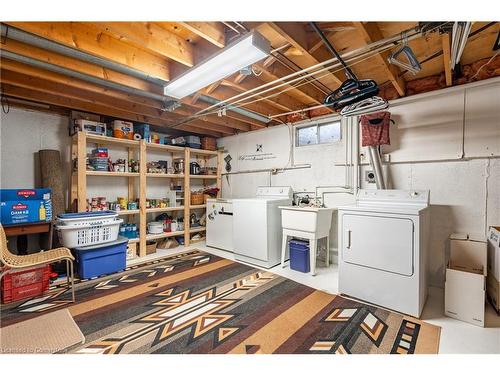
[289,239,310,273]
[73,236,128,279]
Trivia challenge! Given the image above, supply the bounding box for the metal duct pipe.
[199,95,270,123]
[367,146,386,189]
[1,23,270,124]
[1,24,167,86]
[1,49,169,102]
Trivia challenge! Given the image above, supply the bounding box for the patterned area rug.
[0,250,441,354]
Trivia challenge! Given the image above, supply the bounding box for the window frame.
[295,118,342,148]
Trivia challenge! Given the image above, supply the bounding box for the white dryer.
[337,189,430,317]
[206,198,234,252]
[233,186,293,268]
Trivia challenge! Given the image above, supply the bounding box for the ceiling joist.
[4,22,170,81]
[353,21,406,96]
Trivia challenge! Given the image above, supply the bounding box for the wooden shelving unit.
[70,132,222,258]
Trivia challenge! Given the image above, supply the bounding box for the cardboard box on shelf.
[444,233,487,327]
[0,189,52,225]
[126,242,137,261]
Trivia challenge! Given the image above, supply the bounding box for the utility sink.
[279,206,335,234]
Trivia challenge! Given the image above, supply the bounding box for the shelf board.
[86,171,140,177]
[146,143,185,153]
[146,231,184,241]
[190,149,218,156]
[189,226,206,233]
[146,206,184,213]
[128,238,140,244]
[146,173,184,178]
[84,134,140,148]
[189,175,218,179]
[190,204,206,209]
[117,209,140,215]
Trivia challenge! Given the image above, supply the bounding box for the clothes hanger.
[325,79,380,111]
[310,22,382,111]
[388,31,422,75]
[340,96,389,117]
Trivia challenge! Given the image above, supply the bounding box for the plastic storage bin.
[56,211,122,248]
[1,265,50,303]
[73,236,128,279]
[289,239,310,273]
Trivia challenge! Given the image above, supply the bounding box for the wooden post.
[442,33,453,87]
[184,147,191,246]
[127,147,135,204]
[139,140,147,257]
[70,136,77,212]
[77,132,87,212]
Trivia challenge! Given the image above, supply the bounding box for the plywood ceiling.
[0,21,498,138]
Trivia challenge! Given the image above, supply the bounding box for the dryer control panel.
[357,189,429,206]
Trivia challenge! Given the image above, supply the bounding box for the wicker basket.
[201,137,217,151]
[191,193,205,205]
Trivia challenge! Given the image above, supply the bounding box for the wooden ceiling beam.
[1,60,246,133]
[259,62,327,107]
[4,22,170,81]
[0,38,164,95]
[353,22,406,97]
[441,33,453,86]
[220,78,305,113]
[0,59,164,109]
[1,69,231,137]
[178,22,225,48]
[267,22,344,89]
[90,22,194,67]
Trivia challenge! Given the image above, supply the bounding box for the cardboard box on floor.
[445,233,487,327]
[487,226,500,313]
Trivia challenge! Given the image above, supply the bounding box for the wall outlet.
[365,170,376,183]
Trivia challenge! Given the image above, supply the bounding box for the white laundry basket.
[56,211,123,248]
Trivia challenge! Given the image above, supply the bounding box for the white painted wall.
[1,79,499,285]
[218,78,500,287]
[0,107,71,193]
[0,107,213,202]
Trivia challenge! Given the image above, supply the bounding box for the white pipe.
[194,25,436,116]
[352,116,359,194]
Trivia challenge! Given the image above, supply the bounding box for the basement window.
[296,120,341,147]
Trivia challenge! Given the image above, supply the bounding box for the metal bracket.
[161,100,181,112]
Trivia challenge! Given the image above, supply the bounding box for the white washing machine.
[233,186,293,268]
[337,189,430,317]
[206,198,234,252]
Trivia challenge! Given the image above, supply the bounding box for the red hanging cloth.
[360,111,391,147]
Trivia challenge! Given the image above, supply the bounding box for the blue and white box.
[0,189,52,225]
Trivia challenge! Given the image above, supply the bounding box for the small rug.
[0,309,84,354]
[0,250,440,354]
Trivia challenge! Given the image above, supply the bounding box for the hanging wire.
[470,50,500,80]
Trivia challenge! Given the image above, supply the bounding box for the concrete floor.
[128,242,500,354]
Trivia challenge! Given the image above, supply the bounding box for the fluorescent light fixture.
[450,22,472,67]
[164,31,270,99]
